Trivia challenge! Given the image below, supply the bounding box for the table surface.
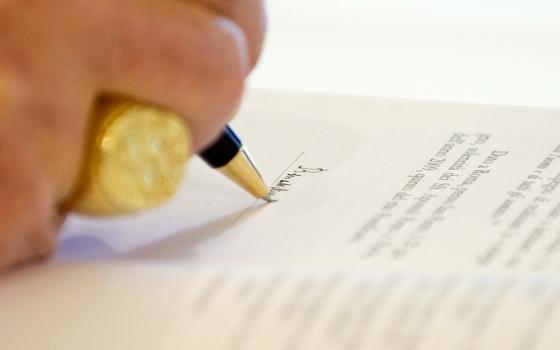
[250,0,560,107]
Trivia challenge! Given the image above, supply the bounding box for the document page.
[158,268,560,350]
[59,90,560,274]
[1,264,559,350]
[2,91,560,349]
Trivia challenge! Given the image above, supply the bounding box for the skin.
[0,0,266,270]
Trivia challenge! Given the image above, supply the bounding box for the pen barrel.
[199,126,242,168]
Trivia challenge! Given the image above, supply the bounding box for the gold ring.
[65,97,192,216]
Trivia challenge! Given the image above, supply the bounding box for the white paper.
[2,265,559,350]
[2,91,560,349]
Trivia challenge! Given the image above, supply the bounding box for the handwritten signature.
[269,166,327,198]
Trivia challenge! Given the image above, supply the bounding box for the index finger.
[192,0,266,69]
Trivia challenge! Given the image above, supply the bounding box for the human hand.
[0,0,266,269]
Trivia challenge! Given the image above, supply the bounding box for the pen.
[200,125,271,202]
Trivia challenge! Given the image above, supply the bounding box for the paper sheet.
[2,91,560,349]
[2,265,559,350]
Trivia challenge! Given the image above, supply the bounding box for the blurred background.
[250,0,560,107]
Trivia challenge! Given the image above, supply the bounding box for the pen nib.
[262,195,275,203]
[218,148,271,201]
